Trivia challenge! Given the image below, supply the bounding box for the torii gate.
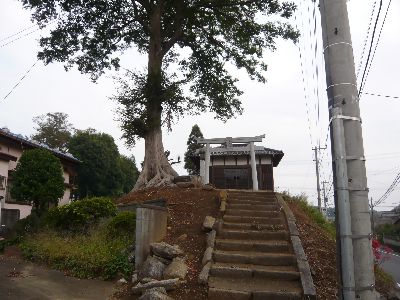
[197,135,265,191]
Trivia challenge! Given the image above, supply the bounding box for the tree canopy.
[119,155,140,194]
[21,0,298,188]
[11,149,65,215]
[184,124,204,175]
[31,112,74,152]
[68,129,139,197]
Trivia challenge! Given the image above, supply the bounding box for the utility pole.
[319,1,376,300]
[322,181,328,209]
[370,198,374,236]
[312,145,326,212]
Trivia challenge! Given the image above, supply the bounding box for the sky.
[0,0,399,211]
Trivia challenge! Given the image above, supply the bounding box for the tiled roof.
[0,128,80,164]
[196,144,284,166]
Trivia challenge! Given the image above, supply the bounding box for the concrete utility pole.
[322,181,328,208]
[370,198,375,235]
[319,1,376,299]
[312,146,326,212]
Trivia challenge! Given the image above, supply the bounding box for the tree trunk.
[133,1,178,190]
[133,126,178,190]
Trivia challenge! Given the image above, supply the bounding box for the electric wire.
[361,0,393,95]
[0,28,41,48]
[358,0,384,96]
[374,171,400,207]
[2,60,39,101]
[0,24,38,43]
[363,92,399,99]
[356,0,378,79]
[295,0,315,148]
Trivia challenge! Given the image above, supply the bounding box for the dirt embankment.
[287,200,393,299]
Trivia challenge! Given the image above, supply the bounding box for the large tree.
[31,112,74,152]
[21,0,298,189]
[184,124,203,175]
[11,149,65,216]
[68,129,124,198]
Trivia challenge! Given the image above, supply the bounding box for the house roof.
[196,144,284,166]
[0,128,80,164]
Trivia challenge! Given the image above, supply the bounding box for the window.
[0,175,5,190]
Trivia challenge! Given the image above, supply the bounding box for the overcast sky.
[1,0,399,210]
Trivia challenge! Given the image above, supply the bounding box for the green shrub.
[13,213,44,236]
[107,211,136,235]
[45,197,117,232]
[20,223,134,279]
[283,192,336,239]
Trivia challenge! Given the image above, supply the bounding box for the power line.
[363,92,399,99]
[360,0,392,95]
[2,60,39,101]
[0,28,41,48]
[374,171,400,207]
[358,0,383,96]
[295,1,314,147]
[356,0,378,79]
[0,24,37,43]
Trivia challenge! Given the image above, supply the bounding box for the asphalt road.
[0,255,116,300]
[380,251,400,284]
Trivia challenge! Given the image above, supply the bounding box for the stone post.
[204,143,210,184]
[250,142,258,191]
[135,204,168,270]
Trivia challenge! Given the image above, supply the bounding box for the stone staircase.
[208,191,303,300]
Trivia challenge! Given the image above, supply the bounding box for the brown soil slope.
[287,199,393,299]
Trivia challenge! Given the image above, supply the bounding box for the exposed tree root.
[132,127,178,191]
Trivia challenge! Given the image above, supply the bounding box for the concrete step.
[229,195,276,202]
[213,250,296,266]
[225,208,281,217]
[228,191,274,197]
[228,199,276,205]
[208,276,302,300]
[218,228,289,240]
[210,262,300,281]
[215,238,290,252]
[227,203,279,211]
[222,221,285,231]
[223,215,285,225]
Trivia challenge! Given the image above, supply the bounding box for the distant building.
[195,136,283,190]
[373,210,400,228]
[0,128,80,221]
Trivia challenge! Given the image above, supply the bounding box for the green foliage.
[45,197,117,232]
[184,124,204,175]
[376,223,400,237]
[20,224,133,279]
[13,213,44,236]
[68,130,124,198]
[11,149,65,215]
[107,211,136,236]
[21,0,299,147]
[283,191,336,239]
[118,155,139,194]
[31,112,74,152]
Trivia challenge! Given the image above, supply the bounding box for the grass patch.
[282,191,336,239]
[19,217,134,280]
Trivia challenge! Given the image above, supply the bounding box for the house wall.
[237,157,248,165]
[0,139,75,221]
[0,160,8,202]
[4,203,32,219]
